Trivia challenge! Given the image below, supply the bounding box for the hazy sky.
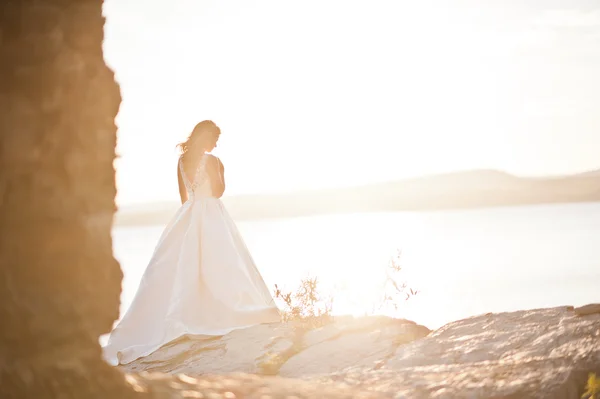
[103,0,600,206]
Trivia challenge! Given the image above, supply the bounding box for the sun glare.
[104,1,600,207]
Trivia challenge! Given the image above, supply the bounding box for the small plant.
[272,249,417,326]
[256,352,285,376]
[256,327,305,375]
[374,250,418,313]
[583,372,600,399]
[273,276,334,328]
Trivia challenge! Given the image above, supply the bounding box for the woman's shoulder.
[204,153,223,167]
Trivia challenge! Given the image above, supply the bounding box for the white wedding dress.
[103,154,280,365]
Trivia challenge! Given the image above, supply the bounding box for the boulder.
[121,305,600,398]
[312,305,600,398]
[120,316,431,378]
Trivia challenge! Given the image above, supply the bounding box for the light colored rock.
[129,371,387,398]
[120,316,430,379]
[386,306,599,369]
[120,305,600,398]
[302,315,402,347]
[575,303,600,316]
[122,322,297,375]
[279,318,429,378]
[311,305,600,399]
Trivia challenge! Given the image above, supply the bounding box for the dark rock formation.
[0,1,132,398]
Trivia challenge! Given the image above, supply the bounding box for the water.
[111,202,600,331]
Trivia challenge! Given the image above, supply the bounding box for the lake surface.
[111,202,600,331]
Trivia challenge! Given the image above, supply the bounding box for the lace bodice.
[179,155,214,199]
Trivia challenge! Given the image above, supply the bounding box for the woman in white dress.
[103,120,280,365]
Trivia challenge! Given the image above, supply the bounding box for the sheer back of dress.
[179,155,213,199]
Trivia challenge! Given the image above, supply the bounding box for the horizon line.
[116,166,600,209]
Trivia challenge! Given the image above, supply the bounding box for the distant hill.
[574,169,600,178]
[114,169,600,226]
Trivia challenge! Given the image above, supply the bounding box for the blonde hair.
[176,120,220,155]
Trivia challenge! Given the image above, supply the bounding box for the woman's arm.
[177,162,188,204]
[208,155,225,198]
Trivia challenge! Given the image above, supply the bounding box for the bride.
[103,120,280,365]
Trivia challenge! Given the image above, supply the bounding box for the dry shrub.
[273,276,333,328]
[375,250,419,313]
[272,250,418,326]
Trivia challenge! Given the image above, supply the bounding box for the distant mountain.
[574,169,600,178]
[114,169,600,226]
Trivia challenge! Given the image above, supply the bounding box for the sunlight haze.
[102,0,600,206]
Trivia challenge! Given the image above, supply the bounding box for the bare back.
[177,153,225,203]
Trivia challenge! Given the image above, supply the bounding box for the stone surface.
[125,372,386,399]
[119,305,600,398]
[279,317,430,378]
[575,303,600,317]
[124,323,297,376]
[120,316,431,378]
[311,306,600,398]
